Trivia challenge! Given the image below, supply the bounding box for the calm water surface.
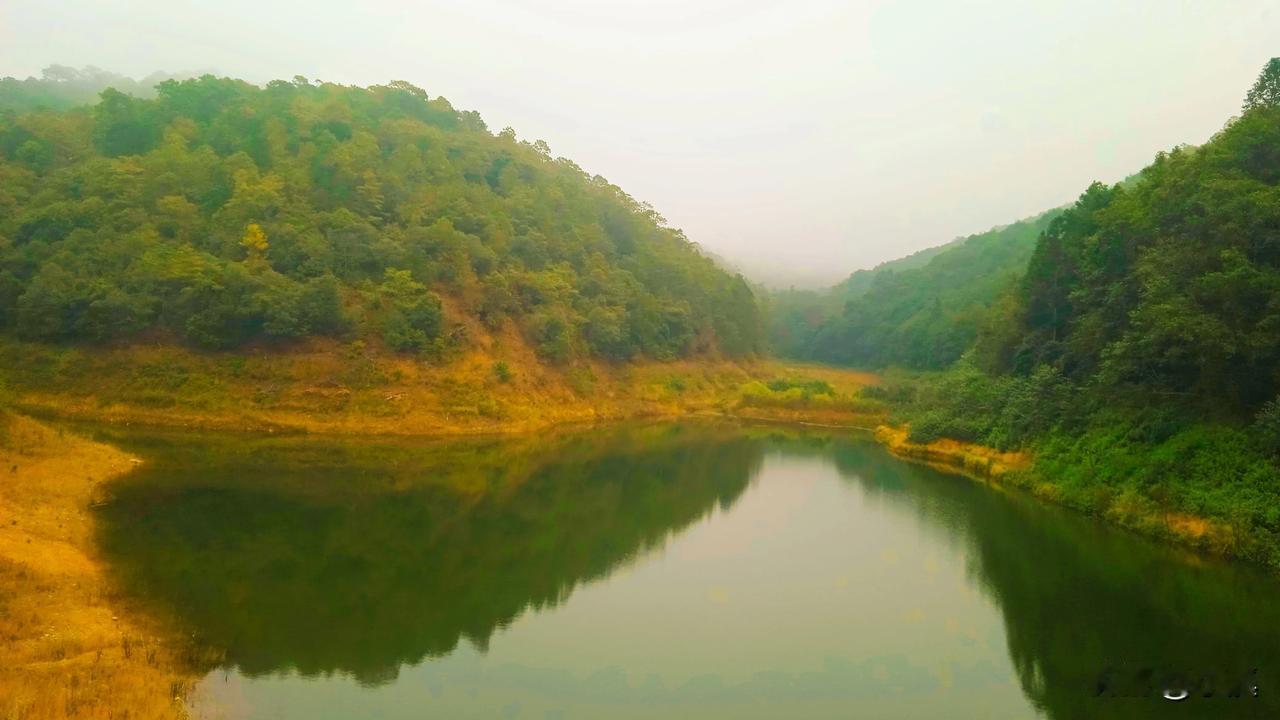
[91,422,1280,719]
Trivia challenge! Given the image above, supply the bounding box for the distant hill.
[764,235,957,357]
[0,65,197,113]
[830,240,955,301]
[768,209,1061,366]
[0,72,762,362]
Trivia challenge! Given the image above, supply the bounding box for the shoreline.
[16,386,1247,566]
[0,414,200,720]
[0,382,1260,718]
[870,422,1243,569]
[872,425,1031,483]
[0,339,880,440]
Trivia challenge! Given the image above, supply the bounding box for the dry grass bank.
[873,425,1031,482]
[2,339,885,437]
[0,414,202,720]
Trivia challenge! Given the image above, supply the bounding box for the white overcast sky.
[2,0,1277,286]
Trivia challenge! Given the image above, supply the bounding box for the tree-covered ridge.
[0,74,762,361]
[983,65,1280,416]
[859,61,1280,566]
[765,239,955,357]
[769,210,1059,368]
[831,239,954,300]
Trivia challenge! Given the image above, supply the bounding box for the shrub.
[493,361,512,384]
[736,378,886,415]
[380,269,443,353]
[1254,397,1280,455]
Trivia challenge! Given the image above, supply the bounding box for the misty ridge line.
[5,1,1273,287]
[0,63,1180,291]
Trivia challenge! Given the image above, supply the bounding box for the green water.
[91,422,1280,719]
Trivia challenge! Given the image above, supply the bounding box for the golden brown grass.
[0,414,198,720]
[873,424,1031,482]
[3,337,884,438]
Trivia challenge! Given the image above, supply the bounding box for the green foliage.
[1255,397,1280,456]
[269,274,348,339]
[0,72,762,361]
[895,364,1072,449]
[492,361,512,384]
[770,211,1060,369]
[566,366,596,396]
[871,61,1280,558]
[1244,57,1280,113]
[764,377,833,395]
[764,242,955,359]
[884,362,1280,565]
[1034,417,1280,562]
[992,99,1280,414]
[93,88,161,156]
[379,269,443,353]
[15,263,147,342]
[737,378,884,415]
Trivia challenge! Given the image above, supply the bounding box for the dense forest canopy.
[0,71,762,361]
[981,63,1280,415]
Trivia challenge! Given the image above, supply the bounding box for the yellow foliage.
[874,424,1030,482]
[241,222,269,258]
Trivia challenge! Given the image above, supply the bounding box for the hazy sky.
[3,1,1277,286]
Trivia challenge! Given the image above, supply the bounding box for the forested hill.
[0,73,762,362]
[831,239,954,300]
[979,61,1280,413]
[768,210,1060,367]
[819,60,1280,566]
[765,232,966,358]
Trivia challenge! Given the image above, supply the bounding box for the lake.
[90,421,1280,719]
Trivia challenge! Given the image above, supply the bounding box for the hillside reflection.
[96,424,1280,719]
[766,431,1280,720]
[95,423,762,685]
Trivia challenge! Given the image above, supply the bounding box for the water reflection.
[794,432,1280,718]
[94,424,1280,719]
[96,423,762,684]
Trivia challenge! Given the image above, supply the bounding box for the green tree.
[92,88,159,157]
[380,269,443,353]
[1244,57,1280,113]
